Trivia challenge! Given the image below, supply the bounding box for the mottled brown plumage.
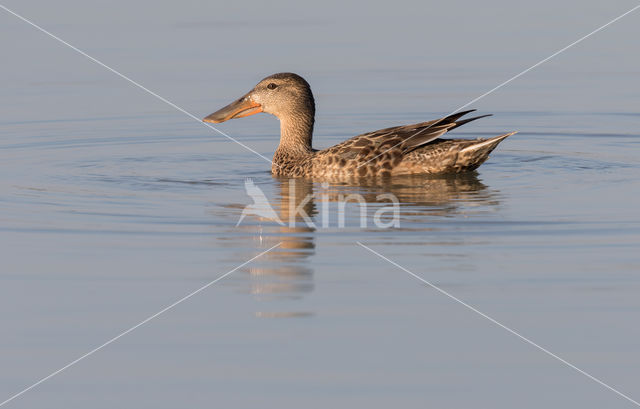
[204,73,516,178]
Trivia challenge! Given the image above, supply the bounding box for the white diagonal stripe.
[0,243,281,407]
[357,242,640,408]
[357,3,640,168]
[0,3,273,165]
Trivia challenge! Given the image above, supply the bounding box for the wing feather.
[327,110,490,157]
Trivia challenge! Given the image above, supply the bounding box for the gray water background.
[1,0,639,408]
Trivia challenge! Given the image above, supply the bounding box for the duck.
[203,72,516,178]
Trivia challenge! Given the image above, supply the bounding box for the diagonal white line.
[357,3,640,169]
[357,242,640,408]
[0,243,282,408]
[0,3,273,165]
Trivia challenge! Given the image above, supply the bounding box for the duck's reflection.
[226,172,499,317]
[311,173,499,221]
[244,178,316,304]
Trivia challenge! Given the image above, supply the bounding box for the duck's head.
[203,72,315,124]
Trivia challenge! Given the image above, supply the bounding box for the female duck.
[203,73,515,178]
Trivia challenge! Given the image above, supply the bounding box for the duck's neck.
[276,111,314,156]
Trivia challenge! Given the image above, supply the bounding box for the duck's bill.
[203,95,262,123]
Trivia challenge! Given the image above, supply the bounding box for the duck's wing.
[324,110,491,159]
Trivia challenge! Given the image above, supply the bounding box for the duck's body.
[204,73,515,178]
[271,114,514,178]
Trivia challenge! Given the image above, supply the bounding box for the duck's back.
[303,111,513,177]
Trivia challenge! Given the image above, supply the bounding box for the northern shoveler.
[204,72,516,178]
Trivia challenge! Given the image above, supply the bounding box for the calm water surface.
[1,1,639,408]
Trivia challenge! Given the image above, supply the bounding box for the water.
[1,1,640,408]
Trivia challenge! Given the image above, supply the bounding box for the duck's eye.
[267,83,277,90]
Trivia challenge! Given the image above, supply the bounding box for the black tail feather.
[437,109,476,125]
[450,114,493,130]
